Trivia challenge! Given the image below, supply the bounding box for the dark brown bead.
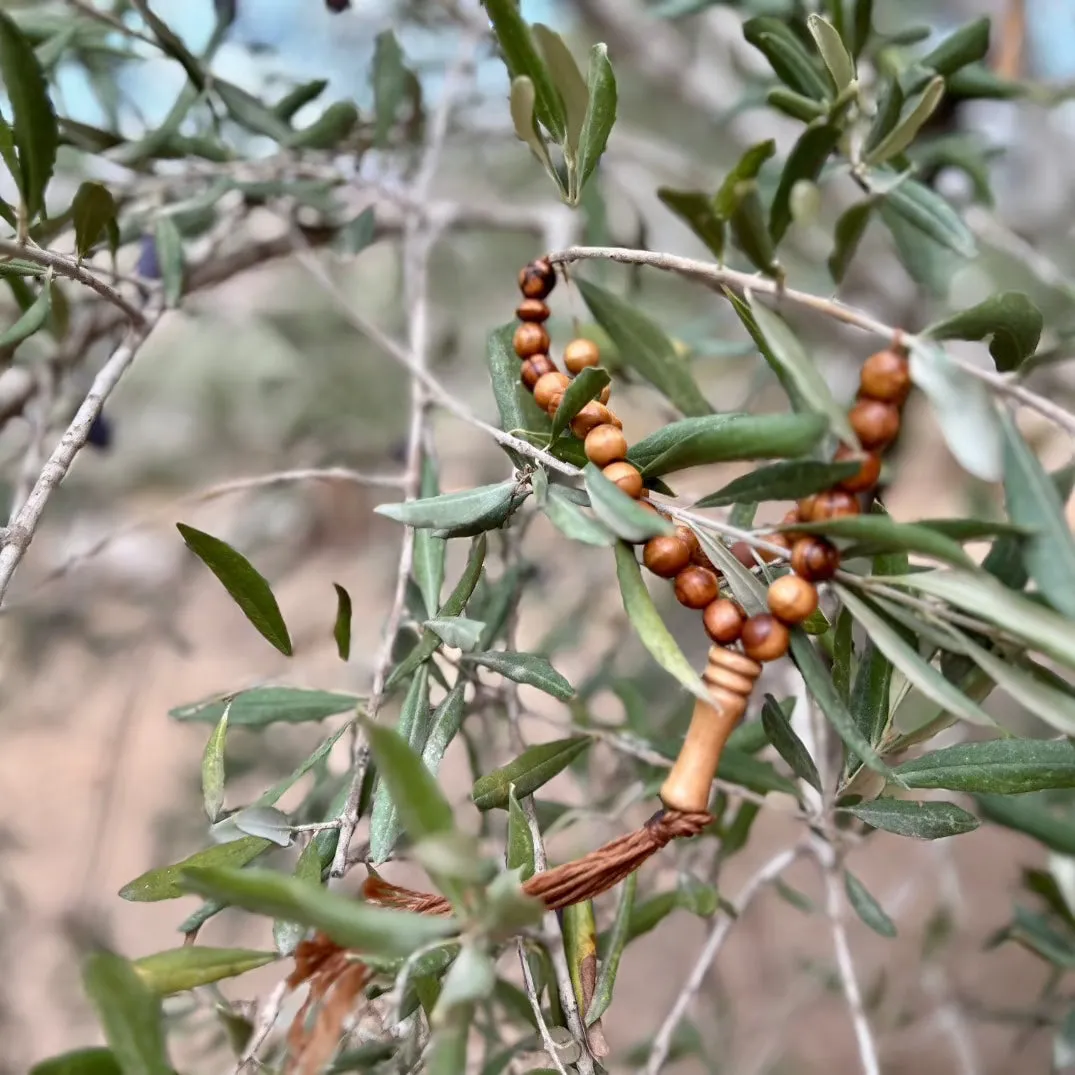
[514,322,550,359]
[781,509,804,542]
[564,337,601,374]
[702,598,745,645]
[584,423,628,466]
[674,565,720,609]
[790,536,841,581]
[834,444,882,493]
[798,489,860,522]
[520,354,555,390]
[849,398,901,452]
[860,348,911,405]
[518,258,556,300]
[732,541,759,569]
[643,535,692,578]
[570,401,614,438]
[767,574,819,625]
[759,532,792,563]
[675,525,702,563]
[533,371,571,412]
[516,298,551,323]
[603,461,643,498]
[741,613,790,662]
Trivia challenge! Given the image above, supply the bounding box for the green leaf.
[743,18,829,99]
[837,586,994,727]
[273,78,329,120]
[72,181,119,259]
[176,523,292,656]
[531,26,587,158]
[425,617,485,652]
[483,0,567,144]
[550,367,611,441]
[487,323,552,447]
[694,459,860,508]
[509,76,560,192]
[133,947,277,996]
[865,76,945,166]
[844,871,897,937]
[770,123,841,244]
[833,607,854,705]
[628,412,828,478]
[735,296,857,444]
[274,837,325,955]
[613,541,712,704]
[575,43,617,198]
[433,946,497,1024]
[767,88,828,123]
[829,201,874,283]
[201,707,228,822]
[1000,410,1075,619]
[120,835,271,904]
[761,693,821,793]
[0,280,51,356]
[426,1014,470,1075]
[894,738,1075,794]
[916,518,1032,542]
[583,464,673,543]
[693,528,768,615]
[575,277,711,416]
[372,30,406,145]
[30,1050,121,1075]
[153,215,184,307]
[472,736,592,810]
[230,806,293,847]
[908,341,1003,482]
[976,794,1075,857]
[412,457,445,616]
[171,687,359,727]
[587,871,636,1024]
[927,292,1043,373]
[421,684,468,777]
[215,79,293,141]
[540,485,615,546]
[332,583,352,660]
[468,650,574,701]
[715,140,776,220]
[375,481,519,530]
[806,14,855,90]
[657,188,724,260]
[181,867,456,956]
[920,18,990,77]
[879,175,976,258]
[847,797,979,839]
[0,12,58,219]
[788,515,975,568]
[286,100,358,150]
[336,206,377,256]
[82,952,171,1075]
[506,788,535,880]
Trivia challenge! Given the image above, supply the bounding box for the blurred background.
[5,0,1075,1071]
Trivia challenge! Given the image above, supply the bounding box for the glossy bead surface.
[741,614,790,662]
[533,371,571,412]
[860,348,911,404]
[834,444,882,493]
[570,401,613,438]
[675,525,702,563]
[520,355,555,390]
[759,532,792,563]
[603,461,644,498]
[790,536,841,581]
[514,322,550,359]
[702,598,745,644]
[643,535,692,578]
[798,489,860,522]
[767,574,819,625]
[598,384,612,405]
[674,565,720,609]
[518,258,556,299]
[516,298,551,323]
[564,338,601,374]
[732,541,758,568]
[849,398,901,451]
[584,424,628,466]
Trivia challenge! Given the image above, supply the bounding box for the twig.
[516,940,571,1075]
[236,979,289,1074]
[642,844,802,1075]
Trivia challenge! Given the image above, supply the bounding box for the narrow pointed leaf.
[375,482,518,530]
[468,650,574,701]
[657,188,724,260]
[927,292,1043,373]
[72,181,119,258]
[30,1050,121,1075]
[807,14,855,90]
[119,836,272,903]
[894,738,1075,794]
[372,30,406,144]
[694,459,860,508]
[865,76,945,165]
[846,797,979,839]
[787,515,975,568]
[153,215,185,306]
[0,281,51,354]
[274,837,325,955]
[584,464,673,543]
[880,177,976,258]
[133,947,278,996]
[761,693,821,792]
[506,788,535,880]
[171,687,359,727]
[202,707,228,822]
[844,871,896,937]
[829,201,873,282]
[509,76,559,188]
[587,871,636,1024]
[472,736,592,810]
[531,26,587,156]
[333,583,353,660]
[920,18,990,77]
[486,323,552,446]
[550,367,610,441]
[414,456,446,616]
[976,795,1075,856]
[542,486,615,546]
[574,43,617,197]
[421,684,468,777]
[770,123,841,243]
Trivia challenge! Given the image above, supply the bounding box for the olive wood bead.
[860,348,911,404]
[849,398,901,451]
[518,258,556,299]
[603,461,643,498]
[798,489,860,522]
[741,613,790,662]
[674,565,720,609]
[643,535,692,578]
[675,524,702,563]
[516,298,550,323]
[732,541,758,569]
[790,536,841,581]
[533,371,571,411]
[702,598,745,644]
[564,337,601,374]
[520,355,555,390]
[570,400,613,438]
[598,384,612,405]
[759,531,792,563]
[514,322,550,359]
[584,424,628,466]
[834,444,882,493]
[767,574,819,625]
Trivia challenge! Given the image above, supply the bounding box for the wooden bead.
[741,613,790,662]
[570,401,613,438]
[732,541,758,569]
[643,535,692,578]
[533,371,571,411]
[518,258,556,300]
[781,509,804,542]
[516,298,551,323]
[860,348,911,404]
[520,355,555,390]
[702,598,745,644]
[564,337,601,374]
[834,444,881,493]
[790,536,841,581]
[584,423,628,466]
[603,461,643,498]
[849,398,900,451]
[767,574,819,625]
[674,565,720,609]
[598,384,611,405]
[759,532,792,563]
[514,322,550,359]
[798,489,860,522]
[675,525,702,563]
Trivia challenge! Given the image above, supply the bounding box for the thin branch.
[642,844,802,1075]
[517,939,572,1075]
[235,979,289,1075]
